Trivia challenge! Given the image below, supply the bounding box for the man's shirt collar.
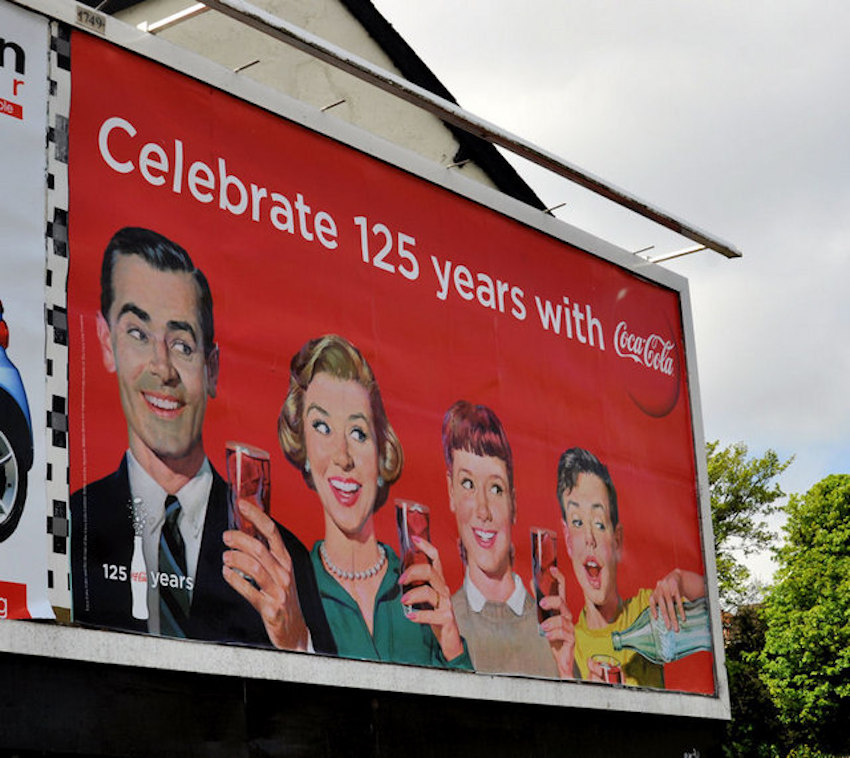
[126,449,210,544]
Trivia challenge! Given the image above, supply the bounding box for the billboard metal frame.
[0,0,730,720]
[203,0,742,261]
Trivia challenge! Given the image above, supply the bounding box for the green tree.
[760,475,850,755]
[707,440,792,608]
[723,604,788,757]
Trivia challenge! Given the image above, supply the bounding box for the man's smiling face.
[97,254,218,474]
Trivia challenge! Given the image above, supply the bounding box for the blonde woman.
[278,334,470,669]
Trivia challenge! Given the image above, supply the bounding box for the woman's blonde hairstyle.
[278,334,403,511]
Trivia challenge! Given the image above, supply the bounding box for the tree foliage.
[706,440,793,607]
[760,475,850,755]
[723,605,788,758]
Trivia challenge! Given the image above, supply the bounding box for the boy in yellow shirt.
[556,448,705,687]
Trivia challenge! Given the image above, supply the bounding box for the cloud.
[373,0,850,504]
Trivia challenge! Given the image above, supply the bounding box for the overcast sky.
[371,1,850,578]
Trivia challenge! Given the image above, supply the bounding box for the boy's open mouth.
[584,558,601,580]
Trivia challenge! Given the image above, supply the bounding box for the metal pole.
[202,0,742,259]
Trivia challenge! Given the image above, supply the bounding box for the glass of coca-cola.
[530,526,558,633]
[591,654,624,684]
[395,499,431,614]
[226,441,271,545]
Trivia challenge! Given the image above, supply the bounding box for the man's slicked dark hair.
[100,227,215,357]
[556,447,619,527]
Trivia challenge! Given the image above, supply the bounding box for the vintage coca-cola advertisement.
[64,31,716,696]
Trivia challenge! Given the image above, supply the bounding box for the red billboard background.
[68,33,712,693]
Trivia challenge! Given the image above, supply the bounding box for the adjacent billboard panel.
[0,0,52,620]
[1,0,725,715]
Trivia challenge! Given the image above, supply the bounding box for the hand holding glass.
[226,441,271,545]
[396,499,432,613]
[591,653,624,684]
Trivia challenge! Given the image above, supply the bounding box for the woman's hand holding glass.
[398,534,464,662]
[223,497,309,651]
[537,565,576,678]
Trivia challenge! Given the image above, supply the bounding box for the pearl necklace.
[320,543,386,581]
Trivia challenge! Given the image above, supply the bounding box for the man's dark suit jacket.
[70,456,336,654]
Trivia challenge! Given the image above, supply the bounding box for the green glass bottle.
[611,597,713,664]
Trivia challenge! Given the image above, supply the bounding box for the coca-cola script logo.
[614,322,676,377]
[612,288,682,417]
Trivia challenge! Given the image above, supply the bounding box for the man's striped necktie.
[159,495,190,637]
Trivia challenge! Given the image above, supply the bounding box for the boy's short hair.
[556,447,619,527]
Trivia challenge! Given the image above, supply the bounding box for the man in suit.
[71,227,334,653]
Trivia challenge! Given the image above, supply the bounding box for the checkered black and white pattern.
[45,21,71,613]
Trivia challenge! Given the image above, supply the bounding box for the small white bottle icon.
[130,498,149,621]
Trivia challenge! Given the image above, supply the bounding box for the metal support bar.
[137,2,208,34]
[321,98,347,112]
[233,58,260,73]
[646,245,707,264]
[201,0,742,259]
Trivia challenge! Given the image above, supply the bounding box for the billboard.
[1,0,727,716]
[0,0,52,620]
